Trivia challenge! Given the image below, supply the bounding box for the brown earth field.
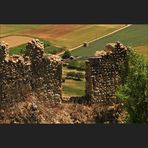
[23,24,85,39]
[0,24,85,47]
[0,24,125,48]
[0,35,34,48]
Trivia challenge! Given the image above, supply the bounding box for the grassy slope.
[71,25,148,57]
[53,25,125,48]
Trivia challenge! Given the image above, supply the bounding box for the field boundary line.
[58,24,132,55]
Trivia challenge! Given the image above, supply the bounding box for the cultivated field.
[62,79,85,97]
[62,67,85,97]
[0,35,34,48]
[50,24,125,48]
[1,24,147,97]
[71,25,148,58]
[0,24,41,37]
[0,24,125,48]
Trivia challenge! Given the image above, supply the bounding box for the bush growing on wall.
[116,48,148,123]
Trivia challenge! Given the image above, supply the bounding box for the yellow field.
[62,67,85,97]
[0,24,125,48]
[0,24,41,37]
[52,24,126,48]
[0,35,34,48]
[134,46,148,58]
[62,79,85,97]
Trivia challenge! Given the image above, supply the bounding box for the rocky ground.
[0,94,124,124]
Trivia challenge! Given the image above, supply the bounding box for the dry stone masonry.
[85,41,127,104]
[24,39,62,103]
[0,38,127,108]
[0,39,62,108]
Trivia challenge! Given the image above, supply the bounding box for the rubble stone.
[85,41,127,104]
[0,39,127,109]
[0,39,62,108]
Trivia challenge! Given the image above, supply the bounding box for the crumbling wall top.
[1,39,62,65]
[95,41,127,58]
[47,55,62,64]
[0,41,9,61]
[27,39,44,50]
[25,39,44,61]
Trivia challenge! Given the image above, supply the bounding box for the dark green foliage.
[36,38,52,47]
[67,60,86,71]
[66,71,84,81]
[62,50,71,59]
[36,39,64,55]
[42,40,51,47]
[44,46,64,54]
[66,72,76,78]
[116,48,148,123]
[9,44,26,55]
[9,39,63,55]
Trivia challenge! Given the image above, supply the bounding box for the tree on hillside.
[116,48,148,123]
[62,50,71,59]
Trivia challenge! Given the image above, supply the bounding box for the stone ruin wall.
[24,39,62,103]
[0,38,127,108]
[85,41,127,104]
[0,39,62,108]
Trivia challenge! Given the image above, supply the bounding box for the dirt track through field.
[0,25,130,50]
[0,35,34,48]
[58,24,132,55]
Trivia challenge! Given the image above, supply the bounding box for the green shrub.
[9,44,26,55]
[116,48,148,123]
[62,50,71,59]
[45,46,64,54]
[66,72,76,78]
[67,60,85,71]
[66,71,84,81]
[9,40,63,55]
[75,72,85,80]
[38,39,51,47]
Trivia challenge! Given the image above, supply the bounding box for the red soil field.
[23,24,85,40]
